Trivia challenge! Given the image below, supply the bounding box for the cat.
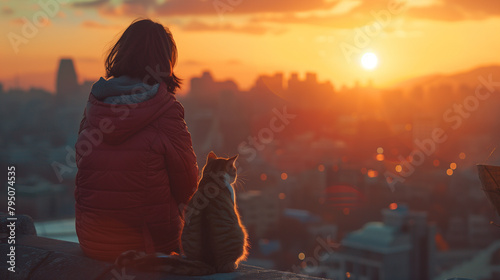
[115,151,249,275]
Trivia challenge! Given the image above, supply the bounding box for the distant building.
[56,58,79,96]
[446,214,496,248]
[467,214,495,248]
[435,240,500,280]
[284,72,334,108]
[189,71,238,105]
[253,72,284,94]
[412,114,439,144]
[446,216,468,247]
[305,72,316,83]
[0,82,3,93]
[312,205,436,280]
[237,190,280,238]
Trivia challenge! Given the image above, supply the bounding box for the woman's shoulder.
[156,86,185,118]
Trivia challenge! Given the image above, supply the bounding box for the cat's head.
[202,151,238,184]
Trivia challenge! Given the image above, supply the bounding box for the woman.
[74,19,198,262]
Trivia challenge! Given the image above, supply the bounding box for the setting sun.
[361,52,379,70]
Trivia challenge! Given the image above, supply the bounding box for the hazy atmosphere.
[2,1,500,280]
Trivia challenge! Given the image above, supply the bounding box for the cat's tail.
[115,250,216,276]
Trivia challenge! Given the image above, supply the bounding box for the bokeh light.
[450,163,457,170]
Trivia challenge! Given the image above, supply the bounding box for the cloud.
[181,59,204,66]
[2,6,14,15]
[408,0,500,21]
[75,0,500,29]
[81,20,121,29]
[181,20,274,35]
[9,17,51,27]
[155,0,338,16]
[226,59,242,65]
[407,5,467,22]
[10,18,25,26]
[250,1,403,29]
[73,0,110,8]
[88,0,339,17]
[251,0,500,29]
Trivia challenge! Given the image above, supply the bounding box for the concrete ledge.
[1,234,326,280]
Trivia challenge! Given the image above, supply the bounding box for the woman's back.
[74,19,198,262]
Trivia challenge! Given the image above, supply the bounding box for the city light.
[298,253,305,260]
[395,165,403,172]
[260,173,267,181]
[367,169,378,178]
[450,163,457,170]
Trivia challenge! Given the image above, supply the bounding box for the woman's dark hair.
[105,18,181,94]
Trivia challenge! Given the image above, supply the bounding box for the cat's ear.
[207,151,217,162]
[227,154,238,166]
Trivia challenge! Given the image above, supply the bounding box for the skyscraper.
[56,58,79,96]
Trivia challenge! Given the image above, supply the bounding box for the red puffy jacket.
[74,82,198,261]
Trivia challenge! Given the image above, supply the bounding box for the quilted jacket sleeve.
[160,100,199,208]
[76,109,88,162]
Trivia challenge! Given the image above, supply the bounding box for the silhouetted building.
[306,72,317,84]
[285,72,334,108]
[313,205,435,280]
[56,58,79,96]
[253,73,284,95]
[189,71,238,106]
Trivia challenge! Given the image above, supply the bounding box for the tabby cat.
[115,152,249,275]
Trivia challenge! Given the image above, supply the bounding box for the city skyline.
[3,1,500,93]
[2,56,500,96]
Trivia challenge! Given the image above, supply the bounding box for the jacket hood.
[91,76,160,104]
[85,81,177,145]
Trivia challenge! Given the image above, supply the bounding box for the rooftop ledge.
[0,215,326,280]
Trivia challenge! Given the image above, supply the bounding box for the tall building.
[189,71,238,102]
[56,58,79,96]
[312,205,436,280]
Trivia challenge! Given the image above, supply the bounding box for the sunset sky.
[2,0,500,93]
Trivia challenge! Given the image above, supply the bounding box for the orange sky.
[2,0,500,93]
